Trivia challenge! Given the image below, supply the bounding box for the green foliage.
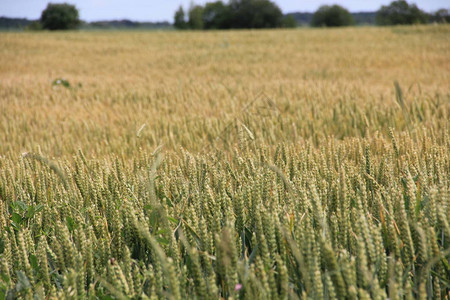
[174,6,187,30]
[0,17,32,30]
[25,21,43,31]
[431,9,450,24]
[52,78,71,88]
[311,5,354,27]
[282,15,298,28]
[40,3,80,30]
[202,1,232,29]
[376,0,428,25]
[228,0,283,29]
[177,0,283,30]
[188,5,205,30]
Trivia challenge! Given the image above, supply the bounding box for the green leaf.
[156,236,169,246]
[0,284,6,300]
[430,270,450,288]
[15,271,31,292]
[29,254,39,271]
[15,201,28,212]
[182,220,203,248]
[149,210,159,229]
[165,196,173,208]
[35,204,44,213]
[156,229,168,235]
[12,213,22,225]
[66,216,75,232]
[0,272,10,284]
[248,244,259,264]
[0,237,4,254]
[26,206,35,219]
[167,217,179,225]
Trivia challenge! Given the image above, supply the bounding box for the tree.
[174,0,284,30]
[431,9,450,23]
[174,6,187,29]
[40,3,80,30]
[202,1,232,29]
[188,5,204,29]
[311,5,354,27]
[376,0,428,25]
[229,0,283,29]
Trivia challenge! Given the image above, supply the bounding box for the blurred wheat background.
[1,26,448,157]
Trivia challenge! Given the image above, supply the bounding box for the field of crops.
[0,25,449,299]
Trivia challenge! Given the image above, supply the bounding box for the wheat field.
[0,25,449,299]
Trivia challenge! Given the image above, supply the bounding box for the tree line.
[174,0,297,30]
[174,0,449,30]
[12,1,450,31]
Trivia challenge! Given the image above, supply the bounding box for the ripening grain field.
[0,26,449,299]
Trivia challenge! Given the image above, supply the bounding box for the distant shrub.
[52,78,71,88]
[25,21,43,31]
[431,9,450,24]
[376,0,428,25]
[40,3,80,30]
[311,5,354,27]
[282,15,298,28]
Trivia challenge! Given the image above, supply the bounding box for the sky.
[1,0,449,22]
